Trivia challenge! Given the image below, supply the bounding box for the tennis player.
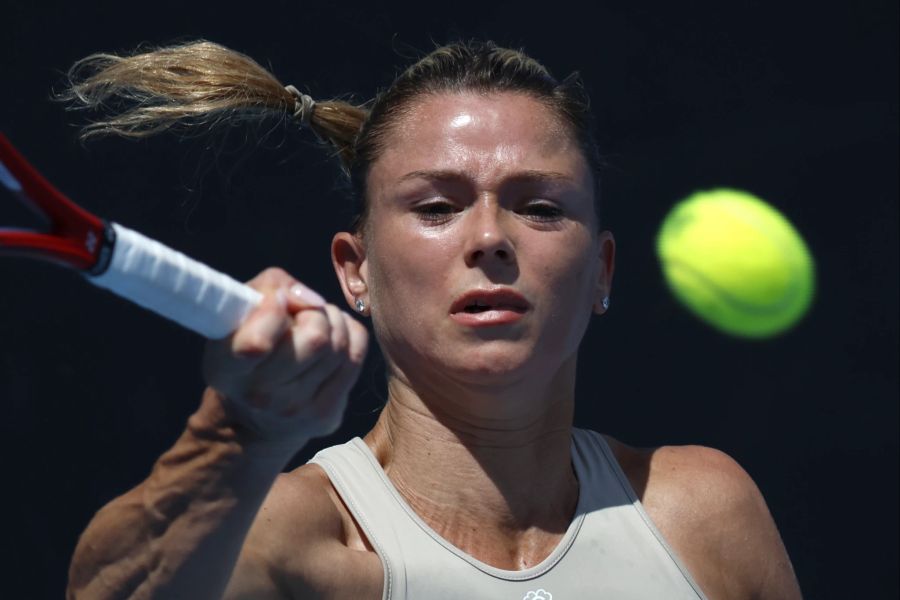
[65,40,802,599]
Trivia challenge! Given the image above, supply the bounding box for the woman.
[65,40,802,599]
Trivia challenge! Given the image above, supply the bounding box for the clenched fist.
[201,268,368,450]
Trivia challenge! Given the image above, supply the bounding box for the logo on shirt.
[523,590,552,600]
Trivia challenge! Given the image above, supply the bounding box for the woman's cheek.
[539,242,597,336]
[369,248,442,342]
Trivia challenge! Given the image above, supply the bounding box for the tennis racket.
[0,132,263,338]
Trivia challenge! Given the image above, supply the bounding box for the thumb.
[284,281,327,313]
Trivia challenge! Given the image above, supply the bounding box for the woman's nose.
[464,199,516,268]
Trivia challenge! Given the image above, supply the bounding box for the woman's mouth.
[450,289,530,326]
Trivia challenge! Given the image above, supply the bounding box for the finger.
[282,314,368,426]
[246,308,363,386]
[247,307,337,391]
[268,306,358,384]
[256,304,356,415]
[245,268,326,312]
[230,290,292,360]
[345,314,370,366]
[285,282,326,312]
[323,304,350,355]
[245,267,297,294]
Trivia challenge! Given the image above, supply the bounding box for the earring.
[355,298,366,313]
[601,296,610,310]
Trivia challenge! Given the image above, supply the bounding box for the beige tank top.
[309,428,708,599]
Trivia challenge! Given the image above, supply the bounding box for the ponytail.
[60,40,367,169]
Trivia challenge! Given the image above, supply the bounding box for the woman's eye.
[413,201,457,221]
[520,202,564,221]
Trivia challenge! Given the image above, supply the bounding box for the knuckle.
[248,267,295,291]
[261,266,288,280]
[294,307,324,326]
[254,297,282,318]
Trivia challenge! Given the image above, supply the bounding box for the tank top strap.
[571,428,709,599]
[308,438,405,600]
[570,427,634,507]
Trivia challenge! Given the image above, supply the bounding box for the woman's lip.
[450,309,526,327]
[449,288,531,315]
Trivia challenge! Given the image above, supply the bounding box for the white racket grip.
[88,222,263,338]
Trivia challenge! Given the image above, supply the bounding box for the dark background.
[0,0,896,597]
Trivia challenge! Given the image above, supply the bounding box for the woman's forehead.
[369,92,589,190]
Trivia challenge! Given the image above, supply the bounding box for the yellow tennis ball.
[656,188,815,338]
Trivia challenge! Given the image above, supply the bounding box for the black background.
[0,1,896,597]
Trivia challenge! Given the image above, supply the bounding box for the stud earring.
[601,296,610,310]
[355,298,366,313]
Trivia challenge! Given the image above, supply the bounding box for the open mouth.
[464,302,492,313]
[462,300,525,313]
[451,289,531,315]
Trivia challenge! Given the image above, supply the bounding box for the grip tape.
[88,223,262,338]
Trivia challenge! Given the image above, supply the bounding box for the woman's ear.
[592,230,616,314]
[332,232,369,312]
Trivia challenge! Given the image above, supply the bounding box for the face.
[334,92,614,389]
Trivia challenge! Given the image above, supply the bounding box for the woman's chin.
[439,347,545,385]
[390,336,565,390]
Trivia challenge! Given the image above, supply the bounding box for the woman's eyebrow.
[396,169,464,184]
[396,169,575,185]
[503,170,576,186]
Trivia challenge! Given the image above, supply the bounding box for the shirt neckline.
[348,435,588,581]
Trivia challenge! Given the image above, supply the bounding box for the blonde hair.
[61,40,367,167]
[62,39,603,228]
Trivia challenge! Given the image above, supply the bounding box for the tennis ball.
[656,188,815,338]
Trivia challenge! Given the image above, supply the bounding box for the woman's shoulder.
[600,433,802,600]
[599,433,756,506]
[251,461,378,555]
[236,465,342,572]
[257,463,346,541]
[600,432,770,552]
[231,463,382,599]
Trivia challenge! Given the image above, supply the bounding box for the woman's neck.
[363,359,580,570]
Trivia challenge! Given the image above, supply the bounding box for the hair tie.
[285,85,316,128]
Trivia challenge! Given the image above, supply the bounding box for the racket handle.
[88,223,263,339]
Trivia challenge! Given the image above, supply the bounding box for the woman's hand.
[201,267,368,450]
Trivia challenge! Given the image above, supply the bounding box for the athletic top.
[309,428,709,600]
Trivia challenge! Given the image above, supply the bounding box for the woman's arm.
[636,444,803,600]
[66,269,368,600]
[67,390,297,600]
[700,449,803,600]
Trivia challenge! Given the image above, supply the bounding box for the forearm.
[67,389,303,600]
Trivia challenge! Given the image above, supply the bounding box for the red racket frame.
[0,133,111,271]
